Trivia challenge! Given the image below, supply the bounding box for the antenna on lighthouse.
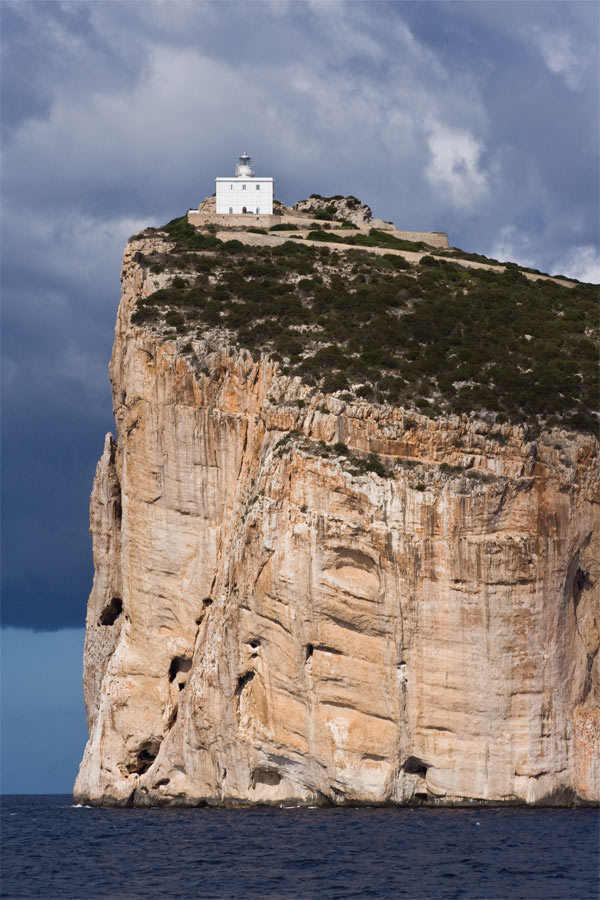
[235,152,254,177]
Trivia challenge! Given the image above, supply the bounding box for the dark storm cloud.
[2,0,598,629]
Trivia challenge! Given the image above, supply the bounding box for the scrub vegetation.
[130,216,598,434]
[306,228,432,252]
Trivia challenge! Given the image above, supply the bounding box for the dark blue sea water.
[1,795,598,899]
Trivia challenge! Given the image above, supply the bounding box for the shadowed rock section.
[74,236,599,808]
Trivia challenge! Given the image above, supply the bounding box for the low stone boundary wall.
[188,211,278,228]
[391,230,449,249]
[188,210,449,248]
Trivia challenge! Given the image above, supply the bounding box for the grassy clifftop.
[129,215,598,435]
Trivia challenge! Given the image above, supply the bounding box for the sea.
[1,795,598,900]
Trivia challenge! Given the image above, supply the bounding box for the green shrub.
[333,442,349,455]
[365,453,388,477]
[131,305,159,324]
[222,240,245,254]
[203,301,222,324]
[165,311,185,327]
[382,254,409,269]
[194,256,216,273]
[161,216,223,251]
[322,371,349,392]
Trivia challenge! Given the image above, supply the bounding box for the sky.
[1,0,598,792]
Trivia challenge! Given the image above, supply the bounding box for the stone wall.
[187,211,279,229]
[392,230,449,249]
[187,210,450,248]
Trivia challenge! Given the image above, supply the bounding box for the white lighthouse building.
[215,153,274,215]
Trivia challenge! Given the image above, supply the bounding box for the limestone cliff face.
[74,239,599,807]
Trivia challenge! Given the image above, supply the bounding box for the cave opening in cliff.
[168,656,192,683]
[573,567,591,606]
[236,670,255,695]
[99,596,122,626]
[126,741,161,775]
[402,756,429,778]
[196,598,213,624]
[252,767,282,788]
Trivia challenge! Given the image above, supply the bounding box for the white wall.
[216,178,273,215]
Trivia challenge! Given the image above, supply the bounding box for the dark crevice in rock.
[252,767,282,788]
[315,644,343,656]
[305,643,314,662]
[99,596,123,626]
[236,671,255,695]
[332,547,378,572]
[168,656,192,683]
[402,756,430,778]
[582,647,598,700]
[573,567,591,607]
[126,740,162,775]
[196,597,213,623]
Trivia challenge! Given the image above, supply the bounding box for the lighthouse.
[215,153,274,215]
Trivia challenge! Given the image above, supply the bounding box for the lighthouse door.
[242,206,247,214]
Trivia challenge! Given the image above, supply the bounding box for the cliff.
[74,212,599,807]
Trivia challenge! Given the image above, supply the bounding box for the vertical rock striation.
[74,239,599,807]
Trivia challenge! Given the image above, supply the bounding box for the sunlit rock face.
[293,195,382,228]
[74,240,599,807]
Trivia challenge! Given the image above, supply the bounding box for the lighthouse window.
[256,208,260,214]
[242,184,246,190]
[229,207,233,214]
[256,184,260,190]
[230,184,233,190]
